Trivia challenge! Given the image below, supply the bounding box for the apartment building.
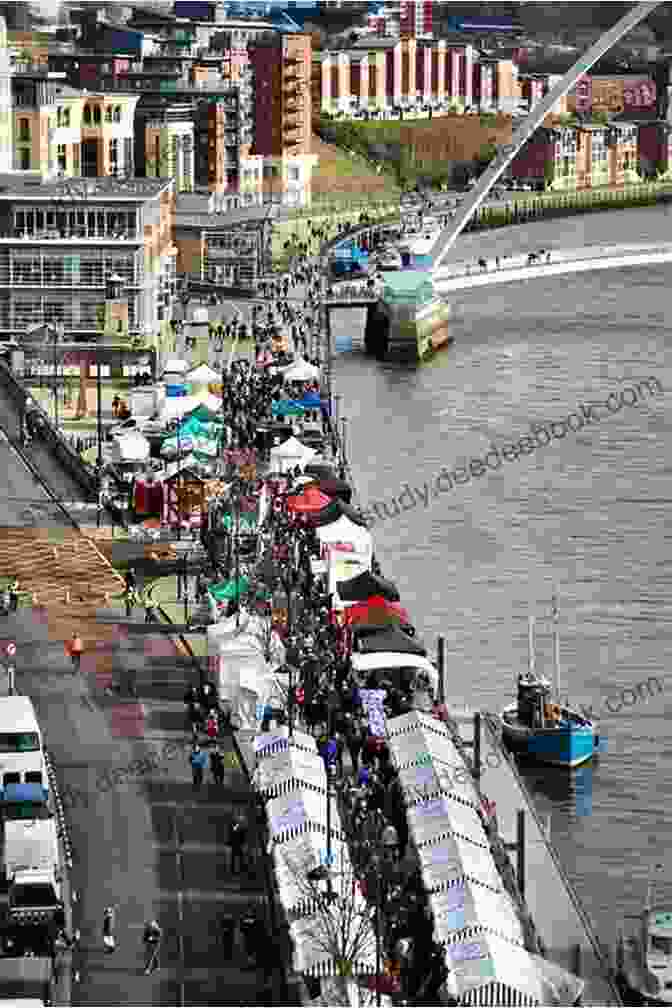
[0,177,176,345]
[399,1,433,38]
[248,31,316,206]
[12,70,138,177]
[313,39,478,117]
[0,18,11,174]
[511,122,641,189]
[144,102,195,192]
[174,203,271,288]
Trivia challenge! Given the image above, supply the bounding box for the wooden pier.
[449,707,621,1006]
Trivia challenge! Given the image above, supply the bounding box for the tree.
[276,843,378,1006]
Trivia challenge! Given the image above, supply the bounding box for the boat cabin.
[516,672,558,730]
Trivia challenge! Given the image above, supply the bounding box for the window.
[18,118,30,142]
[93,105,102,125]
[0,732,40,753]
[114,105,122,123]
[83,104,92,125]
[105,105,113,123]
[57,144,66,171]
[109,138,119,168]
[19,149,30,170]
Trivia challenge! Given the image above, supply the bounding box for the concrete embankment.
[434,242,672,293]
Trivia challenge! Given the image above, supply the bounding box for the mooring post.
[473,712,481,781]
[572,942,582,977]
[517,809,525,898]
[437,636,445,705]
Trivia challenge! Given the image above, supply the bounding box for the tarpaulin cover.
[337,571,400,603]
[352,626,426,657]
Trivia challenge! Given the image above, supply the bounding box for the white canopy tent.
[272,830,352,915]
[317,517,373,563]
[444,933,584,1006]
[266,786,345,846]
[163,359,190,377]
[253,744,326,799]
[288,903,377,980]
[428,881,525,950]
[351,653,439,694]
[187,364,220,384]
[206,614,286,730]
[110,430,150,463]
[159,395,200,421]
[270,436,317,475]
[281,358,321,383]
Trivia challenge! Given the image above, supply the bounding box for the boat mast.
[552,592,561,703]
[528,613,536,676]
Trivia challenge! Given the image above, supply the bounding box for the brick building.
[399,1,433,38]
[511,121,640,189]
[248,31,316,206]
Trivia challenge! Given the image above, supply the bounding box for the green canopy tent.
[209,576,250,601]
[221,514,257,533]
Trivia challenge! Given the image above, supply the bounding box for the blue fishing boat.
[500,596,598,768]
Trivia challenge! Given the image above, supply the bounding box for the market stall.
[270,436,317,475]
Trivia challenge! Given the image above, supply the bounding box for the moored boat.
[499,597,598,769]
[616,870,672,1004]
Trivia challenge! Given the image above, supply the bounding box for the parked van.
[0,698,45,791]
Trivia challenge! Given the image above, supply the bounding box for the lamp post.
[50,321,63,427]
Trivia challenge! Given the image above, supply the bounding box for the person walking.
[210,744,225,786]
[103,906,116,953]
[142,919,162,974]
[229,815,248,874]
[66,632,84,672]
[190,744,208,791]
[205,709,219,742]
[8,579,19,613]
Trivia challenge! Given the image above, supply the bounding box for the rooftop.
[175,207,273,228]
[0,176,171,200]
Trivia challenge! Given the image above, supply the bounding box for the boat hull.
[501,706,596,768]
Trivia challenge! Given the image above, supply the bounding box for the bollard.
[473,712,481,780]
[572,943,582,977]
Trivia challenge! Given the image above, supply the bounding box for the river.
[329,203,672,953]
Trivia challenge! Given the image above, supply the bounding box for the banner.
[358,689,386,737]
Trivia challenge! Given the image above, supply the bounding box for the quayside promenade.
[0,250,625,1005]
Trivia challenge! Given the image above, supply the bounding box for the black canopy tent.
[304,463,339,481]
[352,625,427,657]
[337,570,400,602]
[310,497,368,528]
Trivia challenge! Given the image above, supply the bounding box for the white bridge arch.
[431,0,665,274]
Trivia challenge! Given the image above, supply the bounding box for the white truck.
[3,818,62,927]
[0,956,52,1005]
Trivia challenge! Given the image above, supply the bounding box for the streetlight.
[49,322,64,427]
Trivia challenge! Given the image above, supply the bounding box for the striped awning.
[273,831,353,915]
[253,742,326,798]
[444,934,584,1006]
[267,787,345,845]
[289,897,377,978]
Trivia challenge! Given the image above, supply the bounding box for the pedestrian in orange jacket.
[66,633,84,672]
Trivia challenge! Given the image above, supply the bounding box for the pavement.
[1,603,282,1006]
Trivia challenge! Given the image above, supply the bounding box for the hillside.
[310,133,398,201]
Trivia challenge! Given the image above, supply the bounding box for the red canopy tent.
[286,486,332,514]
[341,597,411,626]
